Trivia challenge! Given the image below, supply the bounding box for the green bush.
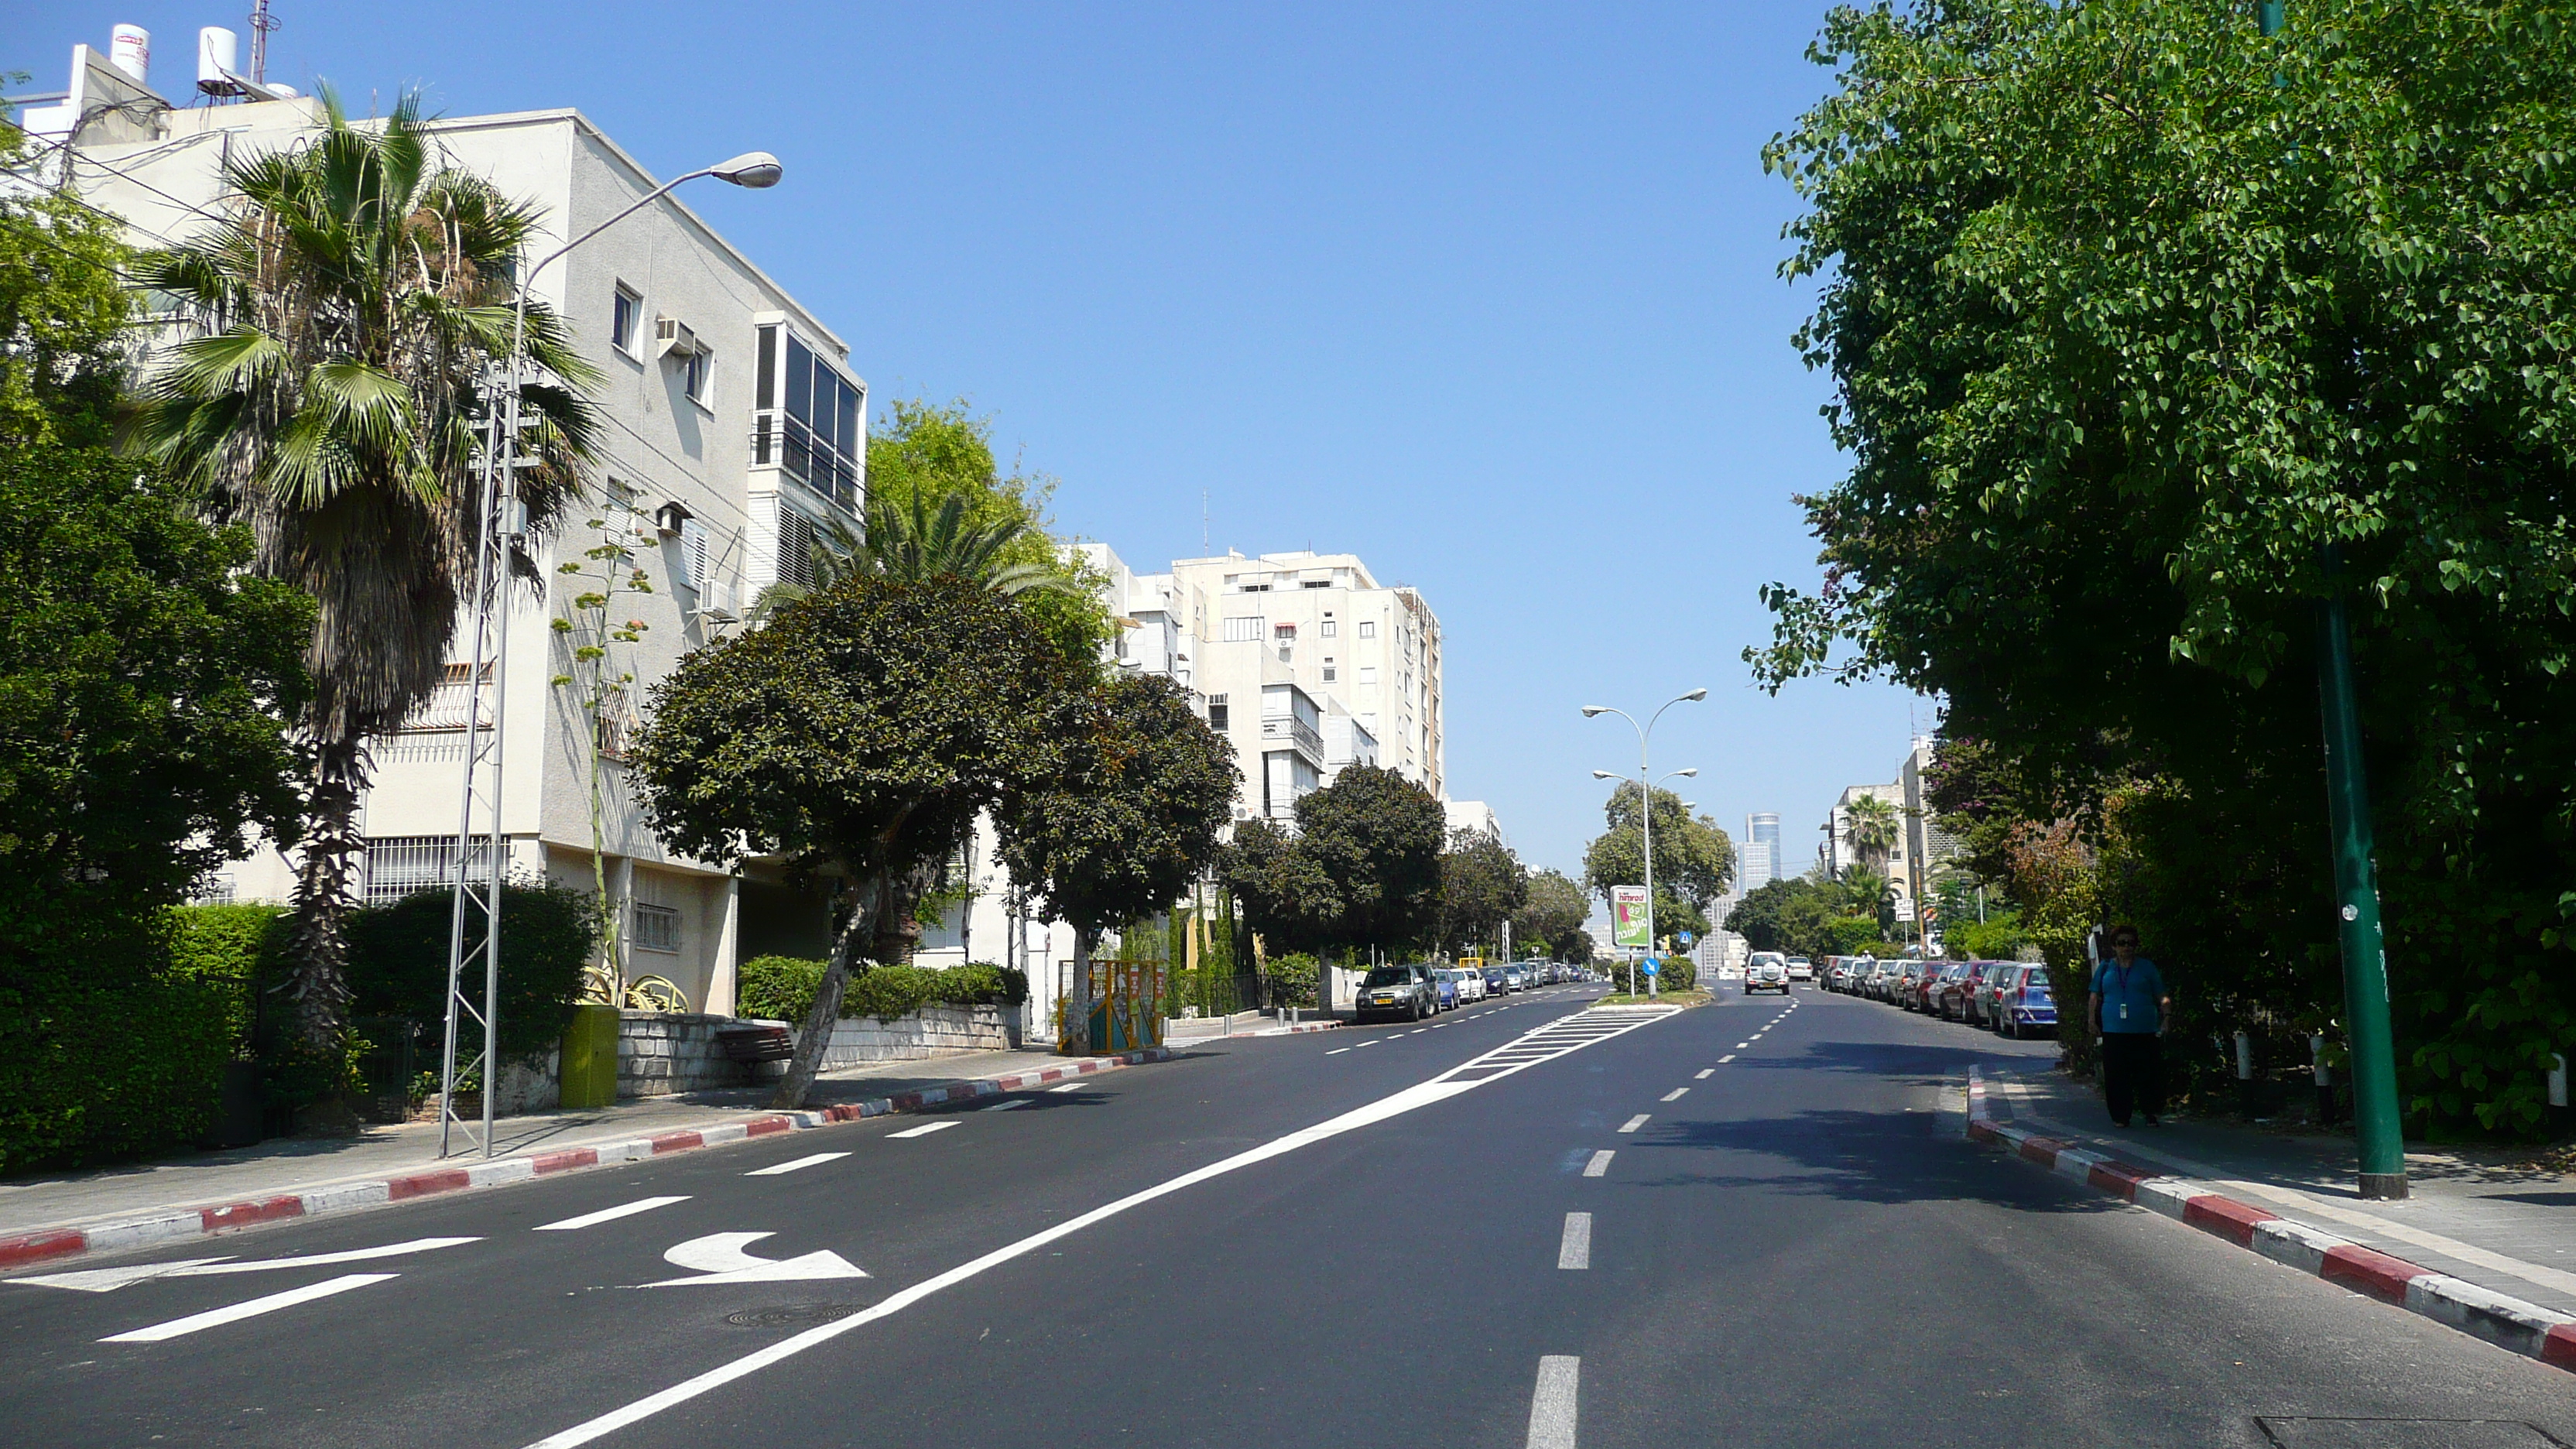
[734,957,1029,1024]
[1266,952,1320,1008]
[1650,954,1698,992]
[344,882,595,1057]
[1947,912,2028,962]
[736,954,825,1023]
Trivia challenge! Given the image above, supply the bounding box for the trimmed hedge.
[734,957,1029,1026]
[343,882,597,1057]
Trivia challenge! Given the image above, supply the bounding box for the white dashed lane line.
[1326,1047,1351,1056]
[1046,1081,1084,1094]
[1582,1149,1614,1177]
[1718,1054,1735,1064]
[977,1099,1030,1113]
[1527,1356,1581,1449]
[886,1121,958,1139]
[1617,1114,1649,1134]
[1694,1069,1713,1080]
[1660,1088,1688,1102]
[745,1153,849,1175]
[1557,1213,1592,1270]
[534,1197,690,1231]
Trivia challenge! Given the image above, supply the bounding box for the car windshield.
[1362,967,1412,988]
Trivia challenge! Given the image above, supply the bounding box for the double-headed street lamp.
[1585,688,1708,997]
[440,150,784,1160]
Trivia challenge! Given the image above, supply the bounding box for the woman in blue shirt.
[2088,924,2170,1127]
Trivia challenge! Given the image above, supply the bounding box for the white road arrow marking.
[16,1237,479,1293]
[642,1232,868,1288]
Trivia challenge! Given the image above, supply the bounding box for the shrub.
[1266,952,1320,1008]
[343,881,596,1057]
[736,954,825,1023]
[1650,954,1697,992]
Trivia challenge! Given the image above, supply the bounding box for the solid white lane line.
[885,1121,958,1139]
[535,1197,691,1232]
[522,1007,1673,1449]
[977,1099,1031,1113]
[745,1153,850,1175]
[1660,1088,1688,1102]
[1526,1356,1581,1449]
[102,1273,397,1343]
[1557,1213,1592,1270]
[1046,1081,1084,1093]
[1326,1047,1351,1056]
[1719,1054,1735,1064]
[1617,1115,1649,1134]
[1583,1150,1614,1178]
[1694,1069,1714,1080]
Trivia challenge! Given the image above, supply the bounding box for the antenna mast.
[248,0,279,84]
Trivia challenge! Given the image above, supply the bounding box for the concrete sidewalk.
[1985,1064,2576,1317]
[0,1045,1107,1249]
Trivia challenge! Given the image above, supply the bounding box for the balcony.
[1262,712,1324,765]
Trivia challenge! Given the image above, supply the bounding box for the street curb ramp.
[1963,1065,2576,1375]
[0,1046,1184,1273]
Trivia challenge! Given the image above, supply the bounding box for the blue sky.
[18,2,1933,884]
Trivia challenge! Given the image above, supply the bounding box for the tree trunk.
[1061,923,1097,1056]
[282,731,368,1053]
[768,875,878,1110]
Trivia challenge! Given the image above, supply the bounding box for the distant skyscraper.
[1744,812,1782,891]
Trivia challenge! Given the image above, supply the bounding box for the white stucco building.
[23,37,868,1015]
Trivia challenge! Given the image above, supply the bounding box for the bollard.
[2311,1033,2334,1126]
[2235,1029,2257,1116]
[2550,1053,2569,1133]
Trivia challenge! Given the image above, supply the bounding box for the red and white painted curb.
[0,1046,1178,1273]
[1965,1067,2576,1374]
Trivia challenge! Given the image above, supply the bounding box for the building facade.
[1741,812,1782,892]
[27,43,866,1015]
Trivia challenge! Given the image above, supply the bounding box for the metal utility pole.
[437,149,783,1158]
[2258,0,2406,1201]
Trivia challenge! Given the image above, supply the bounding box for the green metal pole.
[2262,0,2406,1201]
[2316,556,2409,1198]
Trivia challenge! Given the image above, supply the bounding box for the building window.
[1358,620,1377,639]
[611,284,640,355]
[768,331,865,510]
[1302,580,1330,589]
[684,346,712,404]
[632,902,682,954]
[1323,666,1337,682]
[1273,624,1296,639]
[1321,619,1337,638]
[1208,694,1229,731]
[778,507,820,591]
[1360,666,1379,685]
[358,835,495,906]
[1223,616,1261,642]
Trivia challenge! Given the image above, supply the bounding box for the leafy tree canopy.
[1583,781,1736,913]
[1435,828,1527,957]
[1513,868,1592,961]
[1221,766,1446,958]
[1750,0,2576,1131]
[0,122,132,447]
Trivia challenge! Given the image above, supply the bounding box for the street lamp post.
[2256,0,2405,1202]
[438,151,783,1160]
[1586,689,1707,999]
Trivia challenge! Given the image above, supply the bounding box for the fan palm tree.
[752,487,1081,618]
[1843,794,1901,875]
[123,92,598,1048]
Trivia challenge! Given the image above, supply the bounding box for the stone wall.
[816,1003,1016,1072]
[616,1011,786,1098]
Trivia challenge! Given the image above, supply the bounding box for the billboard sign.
[1612,886,1650,949]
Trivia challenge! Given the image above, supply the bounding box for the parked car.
[1746,958,1790,995]
[1481,965,1509,996]
[1355,963,1438,1022]
[1458,967,1488,1003]
[1432,968,1462,1010]
[1949,961,1999,1023]
[1893,958,1936,1010]
[1933,961,1979,1020]
[1786,956,1815,982]
[1992,964,2059,1040]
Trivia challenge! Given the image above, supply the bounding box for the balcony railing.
[1261,713,1324,762]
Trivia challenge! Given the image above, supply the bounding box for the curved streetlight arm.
[1581,689,1706,991]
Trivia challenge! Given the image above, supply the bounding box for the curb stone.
[1963,1065,2576,1374]
[0,1046,1178,1273]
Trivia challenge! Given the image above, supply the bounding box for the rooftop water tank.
[197,27,239,95]
[108,24,150,84]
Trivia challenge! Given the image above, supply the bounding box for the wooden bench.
[716,1026,795,1064]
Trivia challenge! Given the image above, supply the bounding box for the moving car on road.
[1355,964,1439,1022]
[1786,956,1814,981]
[1746,958,1790,995]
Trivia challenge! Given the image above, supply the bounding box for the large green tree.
[1221,765,1447,961]
[0,122,130,446]
[122,93,599,1049]
[1753,0,2576,1131]
[1513,868,1593,962]
[633,576,1067,1106]
[1436,828,1528,958]
[995,673,1236,1052]
[1582,782,1736,947]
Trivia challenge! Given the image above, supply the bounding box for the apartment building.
[23,38,867,1015]
[1740,812,1782,892]
[1822,738,1958,928]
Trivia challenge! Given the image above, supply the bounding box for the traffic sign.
[1677,930,1695,947]
[1642,958,1660,977]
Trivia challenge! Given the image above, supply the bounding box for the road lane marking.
[1325,1047,1351,1055]
[644,1232,870,1288]
[1557,1213,1591,1269]
[1355,1040,1379,1048]
[1582,1150,1614,1177]
[1526,1356,1580,1449]
[17,1236,481,1290]
[1694,1069,1714,1080]
[886,1121,958,1139]
[1735,1042,1749,1049]
[976,1100,1030,1113]
[1660,1088,1688,1101]
[746,1153,850,1175]
[535,1198,694,1231]
[101,1273,397,1342]
[1617,1115,1649,1133]
[1718,1054,1735,1064]
[522,1005,1676,1449]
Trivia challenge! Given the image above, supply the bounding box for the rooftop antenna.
[248,0,279,85]
[1201,489,1209,554]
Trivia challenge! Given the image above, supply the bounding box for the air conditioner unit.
[655,317,701,360]
[691,578,740,625]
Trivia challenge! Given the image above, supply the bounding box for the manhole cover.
[2256,1419,2570,1449]
[724,1303,866,1329]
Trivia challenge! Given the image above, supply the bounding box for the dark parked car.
[1355,964,1439,1022]
[1482,965,1509,996]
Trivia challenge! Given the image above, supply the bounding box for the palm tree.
[752,487,1081,618]
[1843,794,1901,875]
[124,93,598,1049]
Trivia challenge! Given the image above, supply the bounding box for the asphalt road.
[4,982,2570,1449]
